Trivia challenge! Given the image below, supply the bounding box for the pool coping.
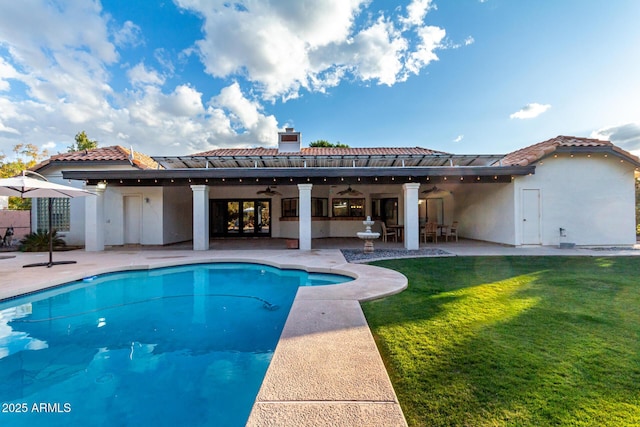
[0,249,409,426]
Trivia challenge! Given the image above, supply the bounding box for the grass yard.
[362,257,640,427]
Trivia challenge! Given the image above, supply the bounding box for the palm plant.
[20,229,66,252]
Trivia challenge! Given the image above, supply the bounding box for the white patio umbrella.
[0,171,94,268]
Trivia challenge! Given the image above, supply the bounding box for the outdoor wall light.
[97,181,107,190]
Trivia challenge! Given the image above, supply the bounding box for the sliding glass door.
[210,199,271,237]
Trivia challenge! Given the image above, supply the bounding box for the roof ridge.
[32,145,160,171]
[501,134,639,166]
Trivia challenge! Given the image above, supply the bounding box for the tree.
[0,143,48,210]
[308,139,350,148]
[68,131,98,152]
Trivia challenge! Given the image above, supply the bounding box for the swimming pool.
[0,263,352,426]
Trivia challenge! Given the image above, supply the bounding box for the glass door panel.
[242,201,255,233]
[211,201,226,235]
[383,198,398,225]
[256,201,270,234]
[227,201,240,234]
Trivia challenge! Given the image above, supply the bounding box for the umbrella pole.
[48,197,53,267]
[23,196,77,268]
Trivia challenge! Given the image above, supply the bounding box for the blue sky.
[1,0,639,159]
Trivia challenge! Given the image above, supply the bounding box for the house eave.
[63,165,535,186]
[551,146,640,167]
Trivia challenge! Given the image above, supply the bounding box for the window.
[281,198,328,217]
[311,198,328,217]
[36,198,70,232]
[332,198,365,217]
[282,198,298,217]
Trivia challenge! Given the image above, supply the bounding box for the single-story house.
[31,129,640,251]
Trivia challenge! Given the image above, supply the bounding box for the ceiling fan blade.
[337,185,362,196]
[421,186,439,194]
[257,186,280,196]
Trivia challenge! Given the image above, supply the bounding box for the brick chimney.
[278,127,301,153]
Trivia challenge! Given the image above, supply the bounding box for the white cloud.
[510,103,551,119]
[0,122,20,135]
[0,1,453,156]
[401,0,435,28]
[0,57,21,91]
[167,85,205,117]
[176,0,446,99]
[349,17,408,85]
[591,122,640,155]
[113,21,144,48]
[128,62,165,87]
[42,141,56,150]
[405,25,446,75]
[154,48,175,74]
[207,82,280,148]
[453,135,464,143]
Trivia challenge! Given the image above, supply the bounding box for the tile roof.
[193,147,449,156]
[33,146,160,171]
[500,135,640,166]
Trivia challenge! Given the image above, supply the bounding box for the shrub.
[20,229,66,252]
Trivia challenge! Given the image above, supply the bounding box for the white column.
[85,185,105,252]
[191,185,210,251]
[403,183,420,250]
[298,183,313,250]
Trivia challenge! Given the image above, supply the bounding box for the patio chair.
[448,221,459,242]
[381,222,397,242]
[422,222,437,243]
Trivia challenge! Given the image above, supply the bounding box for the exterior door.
[124,195,142,244]
[209,199,271,237]
[522,189,541,245]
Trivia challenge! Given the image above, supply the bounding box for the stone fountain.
[356,216,380,253]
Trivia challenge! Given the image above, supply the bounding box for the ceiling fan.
[336,185,363,196]
[421,186,451,195]
[256,186,281,196]
[421,186,440,194]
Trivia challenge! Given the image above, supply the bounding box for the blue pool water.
[0,263,351,426]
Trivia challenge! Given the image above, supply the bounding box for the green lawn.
[362,257,640,427]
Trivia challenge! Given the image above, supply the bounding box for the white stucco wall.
[104,186,164,245]
[162,186,193,244]
[514,154,637,246]
[452,182,516,245]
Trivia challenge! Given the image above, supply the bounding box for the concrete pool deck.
[0,247,409,426]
